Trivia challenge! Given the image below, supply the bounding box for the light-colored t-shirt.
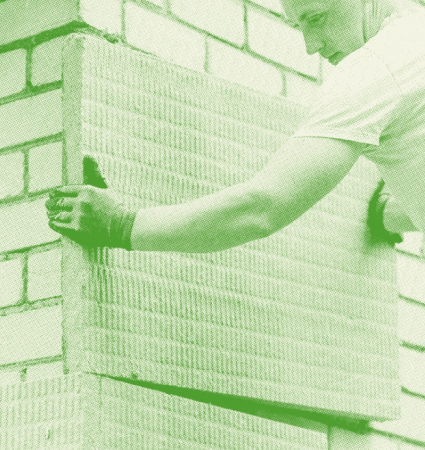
[293,6,425,233]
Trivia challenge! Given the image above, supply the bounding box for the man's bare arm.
[130,136,361,252]
[46,137,361,251]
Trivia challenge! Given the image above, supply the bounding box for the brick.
[0,90,62,149]
[25,361,63,381]
[0,372,328,449]
[170,0,245,46]
[0,306,62,365]
[396,231,424,256]
[397,253,425,304]
[0,258,23,308]
[125,2,206,72]
[208,38,283,95]
[0,0,77,46]
[29,141,63,192]
[0,49,26,98]
[329,428,398,450]
[27,248,62,301]
[399,299,425,348]
[285,72,320,108]
[250,0,285,14]
[79,0,122,35]
[247,7,320,77]
[0,0,121,46]
[400,346,425,397]
[0,371,20,386]
[371,393,425,443]
[0,198,59,253]
[31,36,67,86]
[0,152,24,199]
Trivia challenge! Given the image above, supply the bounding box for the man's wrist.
[109,207,138,250]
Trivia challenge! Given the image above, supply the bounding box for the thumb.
[51,185,83,198]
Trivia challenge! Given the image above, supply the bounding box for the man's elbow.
[247,188,296,238]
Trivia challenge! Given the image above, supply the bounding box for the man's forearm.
[130,182,274,253]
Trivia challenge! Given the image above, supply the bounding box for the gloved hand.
[46,185,137,249]
[367,179,403,245]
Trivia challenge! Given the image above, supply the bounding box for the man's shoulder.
[363,7,425,81]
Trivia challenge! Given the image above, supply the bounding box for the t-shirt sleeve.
[292,47,403,147]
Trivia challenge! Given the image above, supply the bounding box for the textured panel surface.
[62,34,399,421]
[0,372,328,449]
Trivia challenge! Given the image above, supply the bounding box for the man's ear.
[83,155,108,189]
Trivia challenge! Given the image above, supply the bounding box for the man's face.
[283,0,366,65]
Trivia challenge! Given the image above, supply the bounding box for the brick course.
[0,198,58,253]
[0,306,62,366]
[208,38,283,95]
[125,2,206,72]
[0,90,62,150]
[170,0,245,46]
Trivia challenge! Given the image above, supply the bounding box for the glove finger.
[51,185,82,197]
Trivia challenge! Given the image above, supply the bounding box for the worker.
[46,0,423,252]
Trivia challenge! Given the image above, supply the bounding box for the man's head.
[281,0,405,65]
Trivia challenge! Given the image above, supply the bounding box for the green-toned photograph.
[1,0,424,448]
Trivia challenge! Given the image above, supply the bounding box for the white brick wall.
[31,36,67,86]
[27,248,62,301]
[28,141,63,192]
[79,0,122,35]
[0,0,124,46]
[0,90,62,149]
[247,7,320,78]
[0,198,58,253]
[0,50,27,98]
[170,0,245,46]
[125,2,206,72]
[0,306,62,365]
[0,258,23,307]
[207,38,283,95]
[0,3,424,449]
[0,152,24,200]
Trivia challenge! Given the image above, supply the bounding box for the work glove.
[367,179,403,245]
[45,156,137,249]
